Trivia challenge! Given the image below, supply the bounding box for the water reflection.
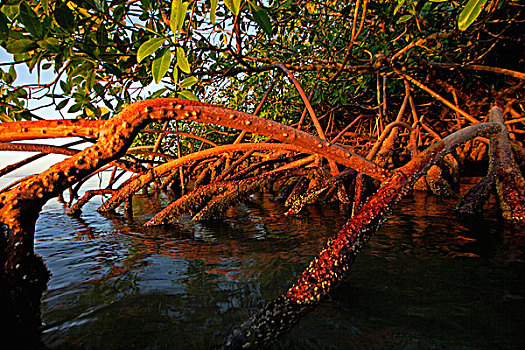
[18,176,522,349]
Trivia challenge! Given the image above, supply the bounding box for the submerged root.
[221,122,501,349]
[194,168,310,221]
[285,169,355,216]
[456,174,494,216]
[489,107,525,223]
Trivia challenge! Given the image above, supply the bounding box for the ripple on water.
[1,176,523,349]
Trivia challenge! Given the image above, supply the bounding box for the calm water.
[2,174,524,349]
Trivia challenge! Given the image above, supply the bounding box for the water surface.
[2,175,524,349]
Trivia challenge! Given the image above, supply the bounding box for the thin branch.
[429,61,525,80]
[394,68,479,124]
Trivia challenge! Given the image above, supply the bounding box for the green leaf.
[96,24,108,46]
[42,0,50,14]
[458,0,487,31]
[0,112,14,123]
[60,79,72,94]
[397,14,412,24]
[170,0,182,34]
[176,46,190,73]
[150,88,168,99]
[38,37,61,53]
[180,76,198,89]
[6,65,17,85]
[102,63,123,78]
[54,1,75,32]
[28,51,43,72]
[56,99,68,110]
[178,90,199,101]
[137,37,165,63]
[170,0,188,35]
[68,103,82,113]
[249,3,272,36]
[394,0,405,16]
[86,70,96,92]
[0,12,9,41]
[6,38,38,54]
[152,48,171,83]
[224,0,241,16]
[178,2,189,32]
[210,0,218,24]
[172,67,179,84]
[19,3,44,39]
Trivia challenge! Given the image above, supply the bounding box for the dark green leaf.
[458,0,488,31]
[2,5,19,21]
[56,99,68,110]
[249,3,272,36]
[113,5,125,22]
[86,70,95,92]
[152,47,172,83]
[102,63,123,78]
[6,39,38,54]
[19,3,44,39]
[28,52,43,72]
[96,24,107,46]
[137,37,165,63]
[6,65,17,85]
[60,79,72,94]
[0,12,9,41]
[54,2,76,32]
[68,103,82,113]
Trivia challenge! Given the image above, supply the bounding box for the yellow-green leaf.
[458,0,488,31]
[152,48,172,83]
[224,0,241,16]
[176,47,190,73]
[178,90,199,101]
[6,39,38,54]
[137,37,165,63]
[38,37,61,53]
[210,0,218,24]
[170,0,188,35]
[180,76,198,88]
[0,112,14,122]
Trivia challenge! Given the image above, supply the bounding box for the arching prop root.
[221,121,501,349]
[456,107,525,222]
[0,98,387,346]
[146,167,312,225]
[488,107,525,223]
[285,168,355,216]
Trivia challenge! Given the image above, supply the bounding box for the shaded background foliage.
[0,0,522,152]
